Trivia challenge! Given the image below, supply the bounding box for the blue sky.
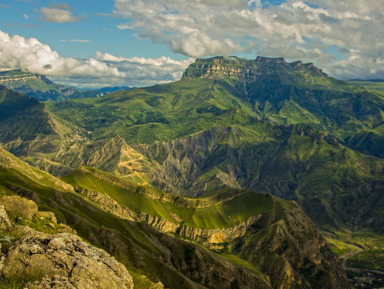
[0,0,383,88]
[0,0,175,59]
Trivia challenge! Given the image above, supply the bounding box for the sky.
[0,0,383,88]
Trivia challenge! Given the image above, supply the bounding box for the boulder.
[37,211,57,224]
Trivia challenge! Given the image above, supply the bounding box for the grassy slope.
[47,77,259,143]
[44,60,384,232]
[323,228,384,272]
[61,166,349,288]
[0,147,276,288]
[47,62,384,157]
[0,145,352,288]
[62,166,281,230]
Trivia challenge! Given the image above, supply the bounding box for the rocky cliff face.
[135,123,384,233]
[182,56,327,81]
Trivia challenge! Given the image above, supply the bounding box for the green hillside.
[1,57,384,282]
[62,166,280,230]
[0,146,350,288]
[42,57,384,234]
[47,57,384,155]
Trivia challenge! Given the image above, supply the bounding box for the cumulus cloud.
[0,30,193,88]
[95,52,194,87]
[37,3,78,23]
[112,0,384,79]
[0,30,122,79]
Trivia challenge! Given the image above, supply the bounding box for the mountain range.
[0,69,131,101]
[1,56,384,288]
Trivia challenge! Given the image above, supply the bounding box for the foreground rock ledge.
[0,230,134,289]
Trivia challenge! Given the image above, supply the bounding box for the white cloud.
[0,30,193,88]
[69,39,90,43]
[0,30,123,82]
[95,52,194,86]
[37,3,78,23]
[112,0,384,79]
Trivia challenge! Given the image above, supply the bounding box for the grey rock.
[1,231,133,289]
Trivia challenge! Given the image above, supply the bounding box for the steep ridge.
[63,166,350,288]
[135,124,384,232]
[183,56,384,157]
[0,70,84,101]
[0,87,153,180]
[0,146,350,288]
[0,85,64,156]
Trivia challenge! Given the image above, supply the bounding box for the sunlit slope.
[62,166,284,230]
[0,146,266,289]
[62,165,349,289]
[135,123,384,232]
[43,57,384,233]
[0,146,350,288]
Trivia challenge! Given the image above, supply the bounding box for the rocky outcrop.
[0,195,134,289]
[0,74,37,83]
[182,56,327,81]
[1,231,133,289]
[175,214,265,244]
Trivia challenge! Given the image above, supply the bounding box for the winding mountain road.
[341,248,384,275]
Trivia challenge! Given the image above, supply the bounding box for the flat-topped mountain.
[183,56,326,80]
[0,69,85,101]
